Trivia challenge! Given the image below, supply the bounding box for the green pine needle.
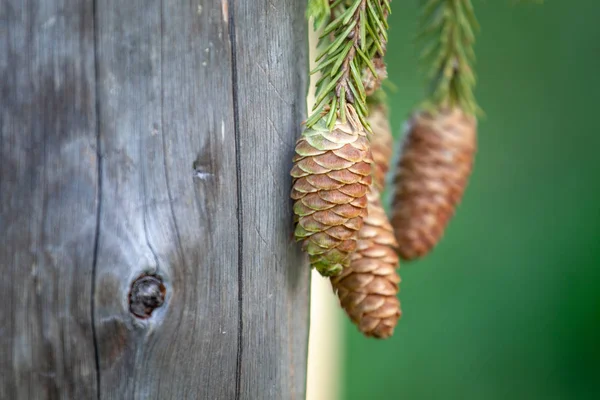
[417,0,480,115]
[306,0,391,130]
[307,0,331,29]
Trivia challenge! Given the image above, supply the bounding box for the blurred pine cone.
[391,107,477,261]
[331,189,401,338]
[291,107,373,277]
[331,106,401,339]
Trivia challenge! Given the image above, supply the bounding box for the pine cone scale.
[342,217,363,231]
[305,175,345,190]
[293,140,327,157]
[294,158,331,175]
[299,193,337,210]
[318,190,355,204]
[332,144,370,162]
[347,161,372,176]
[337,182,370,197]
[327,169,363,184]
[325,226,357,240]
[312,152,355,169]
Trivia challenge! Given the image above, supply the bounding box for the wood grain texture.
[0,0,99,399]
[92,0,239,398]
[1,0,309,398]
[232,0,311,398]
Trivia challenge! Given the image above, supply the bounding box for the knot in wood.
[129,275,166,319]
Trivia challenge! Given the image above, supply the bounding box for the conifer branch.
[306,0,391,131]
[307,0,331,29]
[417,0,479,115]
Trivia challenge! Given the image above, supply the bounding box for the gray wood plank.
[231,0,311,399]
[2,0,310,397]
[0,0,99,399]
[92,0,240,398]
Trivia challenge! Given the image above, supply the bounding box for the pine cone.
[363,57,387,97]
[391,107,477,260]
[291,110,373,277]
[331,189,401,339]
[368,104,393,190]
[331,107,401,339]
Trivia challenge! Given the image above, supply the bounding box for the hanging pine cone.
[391,107,477,261]
[291,107,373,277]
[331,188,401,339]
[331,106,401,339]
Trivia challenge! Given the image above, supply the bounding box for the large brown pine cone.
[331,189,401,338]
[331,106,401,339]
[291,108,373,277]
[391,107,477,261]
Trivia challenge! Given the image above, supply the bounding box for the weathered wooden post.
[0,0,310,398]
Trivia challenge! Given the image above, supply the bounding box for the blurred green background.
[342,1,600,399]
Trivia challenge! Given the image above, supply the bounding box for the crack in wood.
[227,2,244,399]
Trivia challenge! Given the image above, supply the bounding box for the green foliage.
[306,1,391,132]
[307,0,331,29]
[417,0,480,115]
